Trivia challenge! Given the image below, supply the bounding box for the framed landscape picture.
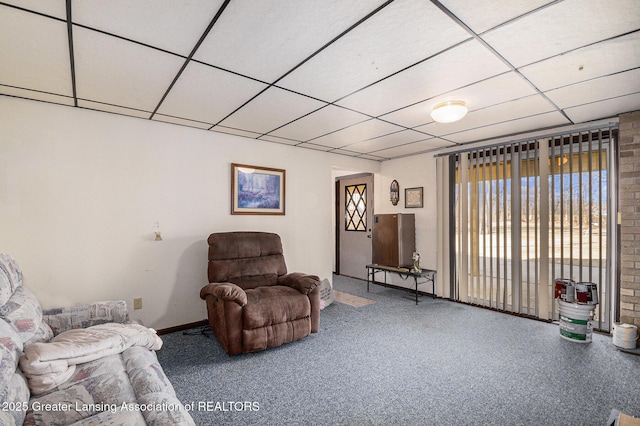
[405,187,423,208]
[231,163,285,215]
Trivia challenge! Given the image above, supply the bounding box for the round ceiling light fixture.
[431,100,468,123]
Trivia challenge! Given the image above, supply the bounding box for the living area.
[2,1,640,425]
[4,97,640,426]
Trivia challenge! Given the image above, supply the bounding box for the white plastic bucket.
[612,322,638,349]
[558,300,594,343]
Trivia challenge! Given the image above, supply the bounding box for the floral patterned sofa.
[0,253,195,425]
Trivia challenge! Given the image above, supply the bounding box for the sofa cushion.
[123,346,176,396]
[0,319,22,391]
[0,371,29,426]
[24,352,138,425]
[137,392,195,425]
[0,286,43,345]
[243,286,311,329]
[56,409,147,425]
[20,323,163,395]
[24,321,54,348]
[43,300,129,336]
[23,347,194,426]
[0,253,23,307]
[124,348,194,425]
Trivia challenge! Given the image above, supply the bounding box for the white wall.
[0,97,379,329]
[373,153,439,292]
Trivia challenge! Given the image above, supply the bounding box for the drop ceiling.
[1,0,639,160]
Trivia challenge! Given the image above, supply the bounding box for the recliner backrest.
[207,232,288,290]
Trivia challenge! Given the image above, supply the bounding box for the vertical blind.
[439,126,617,331]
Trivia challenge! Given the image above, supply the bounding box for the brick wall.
[618,110,640,327]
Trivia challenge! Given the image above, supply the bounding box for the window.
[345,184,367,231]
[450,127,615,331]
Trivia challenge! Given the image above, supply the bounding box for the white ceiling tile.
[258,135,300,146]
[269,105,370,141]
[372,138,453,158]
[1,1,66,19]
[425,138,459,150]
[343,130,429,153]
[278,0,471,101]
[195,0,387,82]
[211,126,262,139]
[379,102,435,131]
[152,114,212,130]
[156,61,267,125]
[438,0,555,34]
[483,0,640,67]
[336,40,511,116]
[78,100,152,119]
[564,92,640,123]
[357,153,387,161]
[218,87,326,135]
[74,27,185,111]
[330,148,362,157]
[521,32,640,92]
[298,143,334,152]
[545,68,640,110]
[0,88,74,106]
[415,95,556,137]
[308,119,404,149]
[72,0,223,56]
[444,112,570,144]
[0,7,72,95]
[381,72,537,128]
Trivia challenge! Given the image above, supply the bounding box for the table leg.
[432,273,436,299]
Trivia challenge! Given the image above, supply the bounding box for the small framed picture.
[231,163,285,215]
[404,187,423,208]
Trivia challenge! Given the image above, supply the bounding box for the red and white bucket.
[575,282,598,305]
[555,279,575,302]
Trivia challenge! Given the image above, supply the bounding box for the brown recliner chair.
[200,232,321,355]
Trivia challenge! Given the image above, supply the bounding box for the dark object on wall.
[200,232,320,355]
[372,213,416,268]
[390,180,399,206]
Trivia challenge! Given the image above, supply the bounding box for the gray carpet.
[157,275,640,425]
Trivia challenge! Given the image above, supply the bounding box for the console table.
[366,264,436,305]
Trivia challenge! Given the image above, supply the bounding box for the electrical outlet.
[133,297,142,310]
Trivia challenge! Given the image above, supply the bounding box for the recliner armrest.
[278,273,320,295]
[200,283,247,307]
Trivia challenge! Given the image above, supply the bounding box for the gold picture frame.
[231,163,285,215]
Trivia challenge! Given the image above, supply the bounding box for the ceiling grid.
[1,0,638,161]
